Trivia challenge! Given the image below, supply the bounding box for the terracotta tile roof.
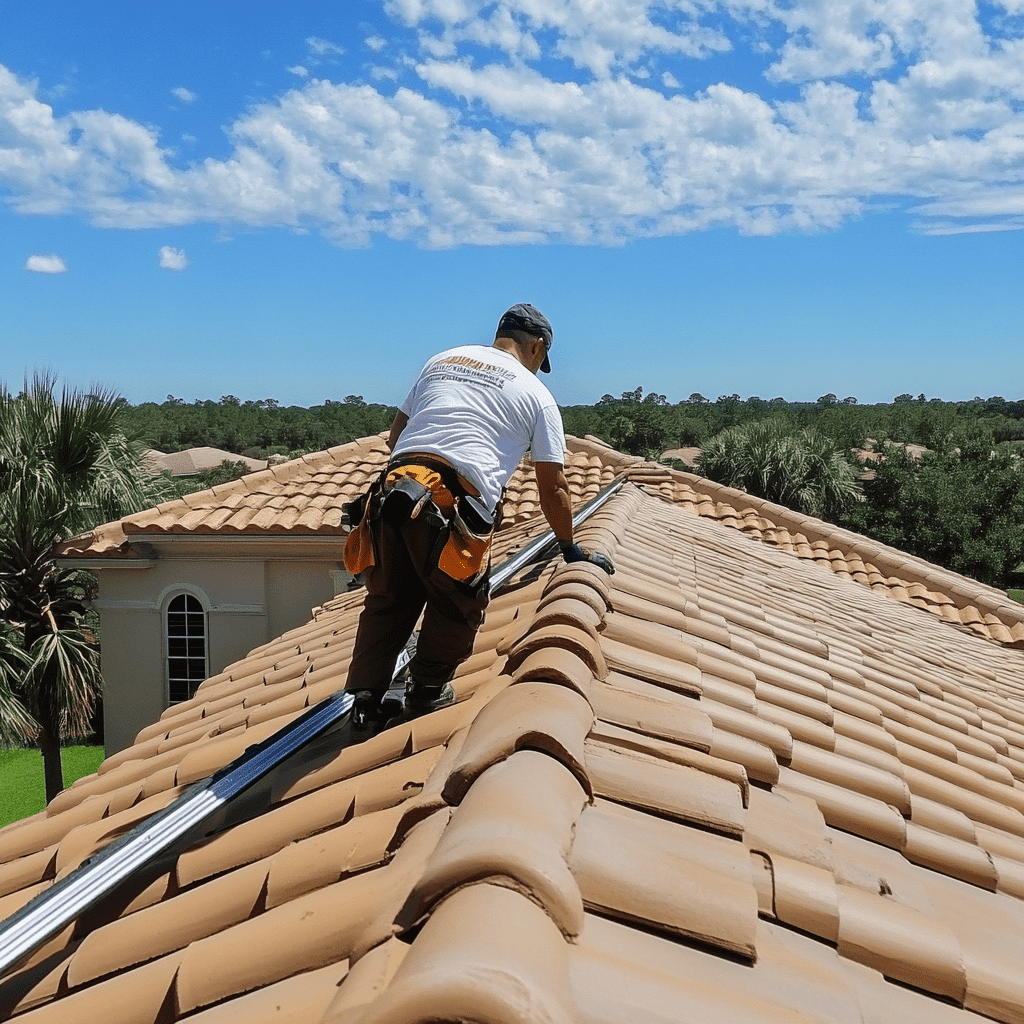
[58,434,623,556]
[144,448,269,477]
[580,439,1024,650]
[6,482,1024,1023]
[59,433,1024,650]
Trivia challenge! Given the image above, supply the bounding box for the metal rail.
[0,691,354,979]
[489,472,625,591]
[0,474,626,979]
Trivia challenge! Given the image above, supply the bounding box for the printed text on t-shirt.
[425,356,516,389]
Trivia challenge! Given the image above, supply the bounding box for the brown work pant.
[344,509,490,699]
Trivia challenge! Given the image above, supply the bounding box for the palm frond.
[1,373,172,546]
[0,631,38,747]
[697,416,861,519]
[24,628,101,741]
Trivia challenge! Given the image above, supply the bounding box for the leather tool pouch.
[343,486,378,575]
[345,461,495,585]
[438,494,494,585]
[455,494,493,534]
[346,466,442,576]
[341,491,368,527]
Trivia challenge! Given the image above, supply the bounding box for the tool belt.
[343,455,496,584]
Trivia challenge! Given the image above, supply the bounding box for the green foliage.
[813,406,868,451]
[672,417,709,447]
[120,394,397,455]
[121,389,1024,474]
[841,435,1024,590]
[0,626,34,746]
[0,374,166,799]
[697,418,862,519]
[23,629,102,740]
[570,387,669,458]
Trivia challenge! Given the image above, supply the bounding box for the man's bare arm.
[535,461,573,544]
[387,411,409,451]
[535,460,615,574]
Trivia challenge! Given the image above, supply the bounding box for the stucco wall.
[98,605,165,757]
[265,560,338,642]
[92,555,342,755]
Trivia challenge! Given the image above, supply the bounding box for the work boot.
[394,681,455,723]
[349,690,390,734]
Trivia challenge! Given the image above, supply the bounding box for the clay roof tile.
[14,449,1024,1024]
[571,798,757,958]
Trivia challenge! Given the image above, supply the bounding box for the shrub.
[698,417,861,520]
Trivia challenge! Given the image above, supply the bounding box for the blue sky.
[2,0,1022,408]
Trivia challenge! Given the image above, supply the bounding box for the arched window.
[166,593,208,704]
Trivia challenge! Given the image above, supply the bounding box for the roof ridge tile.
[336,882,575,1024]
[408,749,588,939]
[442,682,594,804]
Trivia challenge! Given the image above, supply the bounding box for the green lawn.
[0,745,106,828]
[1010,589,1024,605]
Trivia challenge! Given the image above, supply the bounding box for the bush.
[843,439,1024,590]
[697,418,861,520]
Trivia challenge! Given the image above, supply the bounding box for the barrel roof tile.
[5,461,1024,1024]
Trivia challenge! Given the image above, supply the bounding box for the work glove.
[559,541,615,575]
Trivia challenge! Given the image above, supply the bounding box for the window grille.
[166,594,207,703]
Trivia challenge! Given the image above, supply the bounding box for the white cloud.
[916,219,1024,235]
[756,0,988,83]
[386,0,735,75]
[288,65,310,78]
[25,253,67,273]
[172,87,197,103]
[366,35,387,51]
[306,36,345,58]
[2,1,1024,242]
[159,245,189,270]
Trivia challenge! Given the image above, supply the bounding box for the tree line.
[563,388,1024,594]
[121,394,396,459]
[134,388,1024,594]
[560,388,1024,458]
[121,389,1024,465]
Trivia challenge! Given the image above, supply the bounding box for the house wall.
[92,556,342,755]
[265,561,337,642]
[99,605,165,758]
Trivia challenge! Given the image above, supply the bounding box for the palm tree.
[0,374,167,802]
[698,416,862,520]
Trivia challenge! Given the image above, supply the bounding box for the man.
[343,303,614,731]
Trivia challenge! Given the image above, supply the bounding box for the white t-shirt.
[394,344,566,512]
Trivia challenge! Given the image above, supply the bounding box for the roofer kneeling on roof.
[342,302,614,732]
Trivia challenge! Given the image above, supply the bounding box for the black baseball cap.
[498,303,553,373]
